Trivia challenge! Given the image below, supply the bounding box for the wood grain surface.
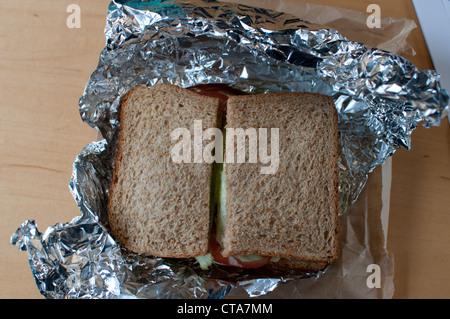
[1,0,449,299]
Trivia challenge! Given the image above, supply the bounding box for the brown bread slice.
[108,84,220,258]
[222,92,339,264]
[269,259,328,272]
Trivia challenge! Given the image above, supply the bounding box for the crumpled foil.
[11,0,449,299]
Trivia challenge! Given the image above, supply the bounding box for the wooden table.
[1,0,449,299]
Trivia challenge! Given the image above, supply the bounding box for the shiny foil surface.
[11,0,449,299]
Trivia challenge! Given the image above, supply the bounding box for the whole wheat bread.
[108,84,220,257]
[221,92,339,264]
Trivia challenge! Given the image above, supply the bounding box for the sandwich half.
[213,92,339,271]
[108,84,221,258]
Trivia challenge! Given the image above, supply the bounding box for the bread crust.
[269,259,328,272]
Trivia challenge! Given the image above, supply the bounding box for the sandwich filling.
[190,84,279,269]
[189,85,279,269]
[196,162,275,270]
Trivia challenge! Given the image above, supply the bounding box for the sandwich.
[108,83,339,272]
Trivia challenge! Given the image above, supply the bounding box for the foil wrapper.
[11,0,449,299]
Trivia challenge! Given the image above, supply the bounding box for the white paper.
[413,0,450,95]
